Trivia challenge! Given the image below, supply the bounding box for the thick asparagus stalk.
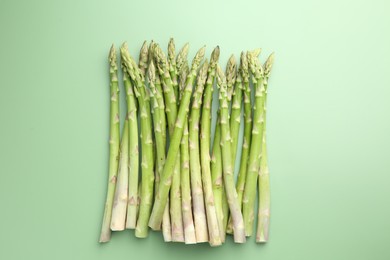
[178,64,197,244]
[99,45,120,243]
[121,43,154,238]
[155,61,172,242]
[168,38,179,102]
[110,120,129,230]
[122,64,139,230]
[148,62,167,231]
[153,44,185,242]
[216,65,246,243]
[235,51,251,209]
[226,52,245,234]
[256,53,274,243]
[242,52,266,237]
[149,46,206,230]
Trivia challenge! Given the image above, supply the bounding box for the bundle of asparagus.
[99,39,274,246]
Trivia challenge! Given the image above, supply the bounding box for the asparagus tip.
[210,46,220,64]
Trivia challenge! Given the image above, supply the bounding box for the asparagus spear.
[216,65,246,243]
[242,52,266,237]
[190,46,222,246]
[168,38,179,102]
[178,63,197,244]
[235,51,251,210]
[139,41,149,77]
[99,45,120,243]
[121,43,154,238]
[152,58,172,242]
[226,52,245,234]
[122,65,139,230]
[154,44,185,242]
[149,46,206,230]
[256,53,274,243]
[110,120,129,230]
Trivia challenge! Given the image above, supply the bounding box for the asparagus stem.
[191,56,222,246]
[148,62,166,231]
[242,52,266,237]
[226,53,245,234]
[216,65,246,243]
[110,120,129,230]
[177,64,197,244]
[210,112,225,239]
[153,44,185,242]
[99,45,120,243]
[122,60,140,230]
[168,38,179,102]
[149,46,206,230]
[256,53,274,243]
[235,51,251,210]
[121,43,154,238]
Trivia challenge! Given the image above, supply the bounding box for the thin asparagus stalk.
[256,53,274,243]
[221,55,237,233]
[139,41,149,77]
[121,43,154,238]
[168,38,179,102]
[242,52,266,237]
[154,44,184,242]
[229,54,243,171]
[149,46,206,230]
[178,64,197,244]
[148,62,166,226]
[226,52,248,234]
[99,45,120,243]
[191,56,222,246]
[110,120,129,230]
[210,111,224,239]
[235,51,251,209]
[123,64,139,230]
[216,65,246,243]
[154,61,172,242]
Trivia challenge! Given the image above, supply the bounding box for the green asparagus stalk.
[210,110,224,238]
[256,53,274,243]
[235,51,251,210]
[148,61,166,225]
[226,52,245,234]
[178,63,197,244]
[242,52,266,237]
[154,44,184,242]
[121,43,154,238]
[168,38,179,102]
[216,65,246,243]
[123,66,139,230]
[99,44,120,243]
[191,56,222,246]
[176,43,190,80]
[149,46,206,230]
[110,120,129,231]
[139,41,149,77]
[153,60,172,242]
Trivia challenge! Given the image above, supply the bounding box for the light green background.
[1,0,389,259]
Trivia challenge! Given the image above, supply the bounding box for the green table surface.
[1,0,389,259]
